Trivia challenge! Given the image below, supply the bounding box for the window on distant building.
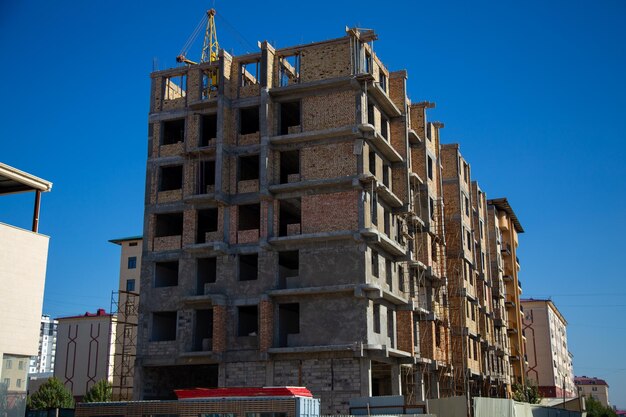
[128,256,137,269]
[126,279,136,292]
[5,360,11,369]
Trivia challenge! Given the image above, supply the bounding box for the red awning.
[175,387,313,399]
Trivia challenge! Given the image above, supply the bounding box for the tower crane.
[176,8,219,65]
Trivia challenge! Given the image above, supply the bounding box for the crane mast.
[176,8,219,65]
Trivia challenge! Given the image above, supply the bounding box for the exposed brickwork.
[302,90,355,131]
[259,299,273,352]
[301,190,359,233]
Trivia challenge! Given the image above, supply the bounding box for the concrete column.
[415,366,426,402]
[391,363,402,395]
[360,358,372,397]
[430,369,440,398]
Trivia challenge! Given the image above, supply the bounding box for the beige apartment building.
[109,236,143,400]
[0,163,52,415]
[521,299,575,398]
[134,23,528,411]
[54,309,116,400]
[575,376,610,407]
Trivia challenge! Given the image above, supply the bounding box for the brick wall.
[301,190,359,233]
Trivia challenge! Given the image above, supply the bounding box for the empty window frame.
[373,303,381,334]
[371,191,378,226]
[128,256,137,269]
[164,75,187,100]
[126,279,136,292]
[155,261,179,287]
[387,309,394,344]
[465,195,470,216]
[200,114,217,146]
[152,311,177,341]
[238,305,258,336]
[435,324,442,347]
[278,303,300,347]
[369,150,377,176]
[238,155,260,181]
[238,204,260,231]
[364,51,372,74]
[196,208,218,243]
[427,156,433,180]
[154,212,183,237]
[193,309,213,351]
[162,119,185,145]
[467,230,472,251]
[278,53,301,87]
[239,106,260,135]
[239,253,258,281]
[379,72,387,92]
[202,68,218,99]
[463,161,469,183]
[371,249,379,277]
[196,160,215,194]
[196,257,217,294]
[367,103,375,126]
[278,250,299,286]
[380,115,389,140]
[279,150,300,183]
[279,198,301,237]
[382,164,390,187]
[385,259,393,290]
[429,197,435,221]
[240,61,260,86]
[279,101,301,135]
[159,165,183,191]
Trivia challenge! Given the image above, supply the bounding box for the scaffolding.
[109,290,139,401]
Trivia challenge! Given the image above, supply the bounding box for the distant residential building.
[53,309,116,400]
[575,376,610,407]
[521,299,575,398]
[0,163,52,414]
[29,315,58,374]
[109,236,142,400]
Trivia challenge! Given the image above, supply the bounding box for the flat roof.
[487,197,524,233]
[0,162,52,195]
[109,235,143,245]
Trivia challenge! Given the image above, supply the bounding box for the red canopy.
[175,387,313,399]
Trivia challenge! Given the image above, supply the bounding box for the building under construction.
[134,15,525,412]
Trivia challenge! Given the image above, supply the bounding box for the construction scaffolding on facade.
[109,290,139,401]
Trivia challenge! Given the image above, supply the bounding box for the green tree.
[512,382,542,404]
[82,380,112,403]
[585,396,617,417]
[26,377,74,410]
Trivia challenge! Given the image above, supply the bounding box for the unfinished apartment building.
[487,199,526,387]
[440,145,524,398]
[136,27,464,412]
[136,24,527,410]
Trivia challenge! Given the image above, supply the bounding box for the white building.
[0,163,52,414]
[29,315,58,374]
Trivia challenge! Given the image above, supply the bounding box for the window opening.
[238,305,258,336]
[278,54,300,86]
[155,261,179,287]
[238,154,260,181]
[197,160,215,194]
[197,258,217,294]
[239,253,258,281]
[279,150,300,183]
[278,250,299,288]
[197,208,218,243]
[279,198,301,237]
[162,119,185,145]
[279,101,301,135]
[155,212,183,237]
[200,114,217,146]
[152,312,177,341]
[239,106,260,135]
[240,61,260,86]
[164,75,186,100]
[193,309,213,351]
[238,203,260,231]
[160,165,183,191]
[202,69,218,99]
[278,303,300,347]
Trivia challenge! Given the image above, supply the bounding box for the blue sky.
[1,0,625,407]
